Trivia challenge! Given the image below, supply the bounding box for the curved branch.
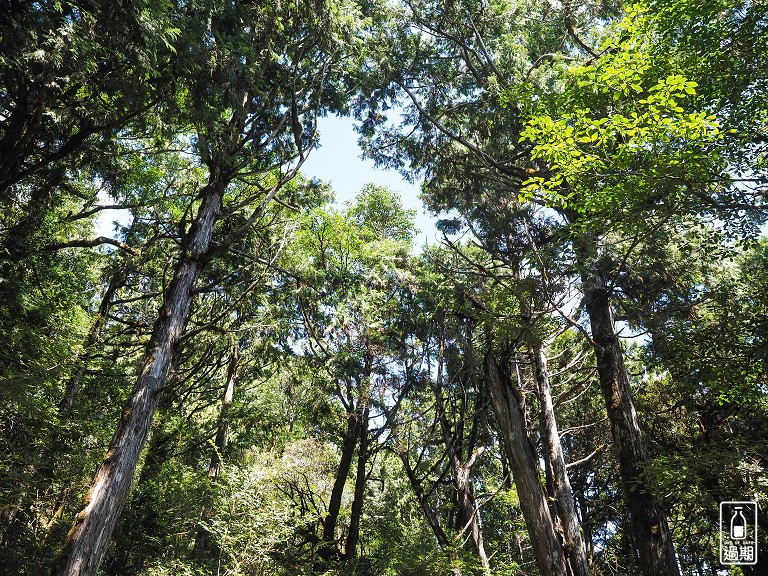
[45,236,140,255]
[398,83,527,180]
[565,19,598,59]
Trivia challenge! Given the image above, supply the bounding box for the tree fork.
[344,395,369,559]
[485,351,568,576]
[453,460,490,574]
[320,400,361,560]
[436,381,490,573]
[398,452,451,548]
[531,345,590,576]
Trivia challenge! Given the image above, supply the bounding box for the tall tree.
[517,6,766,572]
[406,242,588,576]
[288,184,416,562]
[51,0,357,573]
[0,0,178,259]
[356,1,767,573]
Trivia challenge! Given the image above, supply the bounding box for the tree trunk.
[195,343,240,556]
[344,395,369,559]
[433,351,491,573]
[103,398,174,575]
[440,406,489,571]
[485,351,568,576]
[573,478,594,566]
[51,169,226,576]
[453,460,491,574]
[321,401,360,559]
[59,264,126,417]
[398,452,451,548]
[531,346,590,576]
[209,344,239,482]
[582,278,680,576]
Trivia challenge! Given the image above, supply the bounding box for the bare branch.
[566,444,606,470]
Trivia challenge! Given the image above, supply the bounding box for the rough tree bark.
[452,453,490,575]
[102,396,174,575]
[531,346,590,576]
[485,351,568,576]
[582,276,680,576]
[51,165,227,576]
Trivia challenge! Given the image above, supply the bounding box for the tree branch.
[45,236,140,255]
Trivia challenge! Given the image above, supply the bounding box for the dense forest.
[1,0,767,575]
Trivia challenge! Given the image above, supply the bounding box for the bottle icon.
[731,506,747,540]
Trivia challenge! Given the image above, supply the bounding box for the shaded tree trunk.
[582,277,680,576]
[320,399,361,559]
[51,166,227,576]
[59,263,128,418]
[432,330,490,572]
[344,395,369,559]
[434,384,490,571]
[572,474,595,566]
[397,452,451,548]
[323,354,374,561]
[485,351,568,576]
[532,346,590,576]
[453,457,490,574]
[195,342,240,556]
